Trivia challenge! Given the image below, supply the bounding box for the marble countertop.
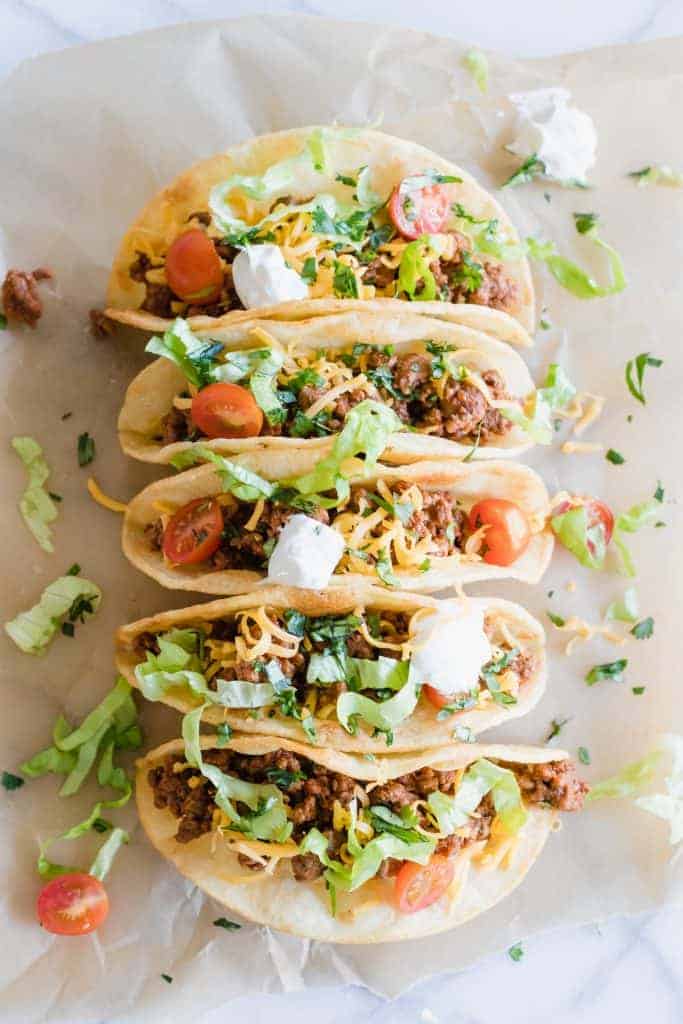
[3,3,683,1023]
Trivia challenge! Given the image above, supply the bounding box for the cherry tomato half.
[162,497,224,565]
[37,873,109,936]
[165,229,224,304]
[191,382,264,440]
[394,856,455,914]
[554,496,614,555]
[468,499,531,567]
[388,179,451,240]
[422,684,453,710]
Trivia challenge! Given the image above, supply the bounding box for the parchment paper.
[1,16,682,1022]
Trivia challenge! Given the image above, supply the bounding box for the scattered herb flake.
[546,717,570,742]
[502,154,546,189]
[61,621,75,638]
[335,173,357,187]
[585,659,628,686]
[61,411,72,421]
[573,211,599,235]
[2,771,24,791]
[66,563,81,576]
[92,817,111,833]
[631,617,654,640]
[332,261,359,299]
[213,917,241,930]
[216,722,232,748]
[301,257,318,284]
[508,943,524,962]
[547,611,566,627]
[606,449,625,465]
[48,491,62,502]
[0,313,7,330]
[161,974,173,984]
[77,432,95,467]
[625,353,662,405]
[632,686,646,695]
[539,318,551,330]
[578,746,591,765]
[547,590,555,599]
[654,481,664,502]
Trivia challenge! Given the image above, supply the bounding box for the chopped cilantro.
[547,611,566,627]
[265,768,307,788]
[546,717,570,742]
[606,449,625,465]
[502,154,546,188]
[450,252,483,293]
[508,943,524,962]
[547,589,554,598]
[539,318,551,330]
[2,771,24,791]
[578,746,591,765]
[632,686,646,695]
[216,722,232,748]
[335,173,357,187]
[332,261,359,298]
[66,563,81,576]
[61,411,72,421]
[585,659,628,685]
[301,257,318,284]
[0,313,7,330]
[92,817,111,833]
[631,617,654,640]
[213,917,242,930]
[77,432,95,467]
[574,211,599,235]
[654,481,664,502]
[625,353,662,405]
[161,974,173,984]
[48,491,62,502]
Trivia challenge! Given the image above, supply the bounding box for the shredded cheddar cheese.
[561,440,604,455]
[548,614,630,655]
[87,477,128,513]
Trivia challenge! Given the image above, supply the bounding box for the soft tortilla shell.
[116,585,547,752]
[136,733,560,943]
[107,126,534,331]
[117,309,537,465]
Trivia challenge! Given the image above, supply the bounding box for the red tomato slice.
[394,856,455,914]
[165,229,224,304]
[37,873,109,936]
[468,499,531,567]
[191,382,264,439]
[422,684,453,710]
[554,496,614,553]
[162,497,224,565]
[388,179,451,240]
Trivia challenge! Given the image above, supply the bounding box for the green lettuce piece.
[38,790,133,879]
[551,505,606,570]
[306,652,349,684]
[629,165,683,188]
[336,672,418,740]
[212,346,286,426]
[171,446,275,502]
[526,221,626,299]
[12,436,59,553]
[146,319,225,388]
[501,396,553,445]
[606,587,640,623]
[213,680,276,708]
[355,656,409,691]
[586,751,662,802]
[397,235,437,301]
[636,735,683,845]
[5,575,102,655]
[613,493,664,577]
[355,165,382,209]
[462,49,488,92]
[89,827,129,881]
[540,363,576,409]
[182,707,291,841]
[289,400,402,500]
[428,758,527,836]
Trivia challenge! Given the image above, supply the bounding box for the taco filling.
[148,320,519,448]
[146,745,587,912]
[131,600,538,745]
[125,132,521,319]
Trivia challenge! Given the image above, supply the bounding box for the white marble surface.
[3,3,683,1022]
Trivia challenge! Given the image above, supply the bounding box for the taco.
[122,454,552,595]
[106,126,535,329]
[117,311,545,466]
[116,586,547,752]
[137,733,588,942]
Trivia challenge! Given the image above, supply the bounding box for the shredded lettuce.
[586,751,662,802]
[462,49,488,92]
[306,652,409,690]
[526,217,626,299]
[5,574,102,655]
[397,235,438,301]
[613,492,664,577]
[606,587,640,623]
[629,165,683,188]
[89,827,130,881]
[540,363,576,409]
[213,680,276,708]
[355,165,382,209]
[336,672,418,742]
[183,708,292,841]
[428,758,527,836]
[213,346,286,426]
[12,436,59,553]
[171,446,275,501]
[502,363,574,444]
[146,319,225,389]
[289,400,402,500]
[550,505,606,570]
[636,735,683,845]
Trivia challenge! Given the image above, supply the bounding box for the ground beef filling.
[129,248,245,319]
[155,346,515,447]
[1,267,53,327]
[147,750,586,882]
[145,483,468,572]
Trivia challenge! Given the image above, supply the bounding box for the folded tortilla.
[136,735,564,943]
[122,456,553,594]
[118,309,538,465]
[116,585,547,752]
[106,126,534,329]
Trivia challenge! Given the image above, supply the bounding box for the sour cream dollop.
[267,514,345,590]
[507,88,597,184]
[410,601,491,696]
[232,244,308,308]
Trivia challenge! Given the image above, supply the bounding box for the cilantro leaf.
[625,352,663,405]
[585,659,628,685]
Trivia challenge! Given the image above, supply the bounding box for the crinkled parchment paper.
[1,16,682,1022]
